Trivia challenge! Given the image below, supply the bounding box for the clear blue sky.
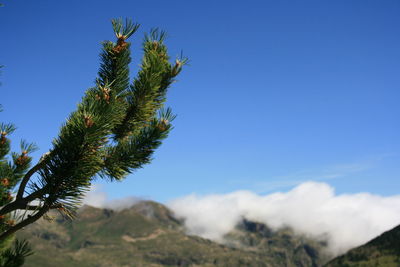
[1,0,399,202]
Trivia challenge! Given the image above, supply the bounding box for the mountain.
[17,201,332,267]
[325,224,400,266]
[223,218,331,266]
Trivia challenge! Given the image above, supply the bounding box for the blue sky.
[1,0,399,202]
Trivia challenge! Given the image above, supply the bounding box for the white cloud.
[83,184,142,211]
[167,182,400,256]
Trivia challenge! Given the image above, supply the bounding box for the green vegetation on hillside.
[326,225,400,267]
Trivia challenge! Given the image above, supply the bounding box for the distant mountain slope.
[224,219,331,267]
[325,224,400,266]
[17,201,331,267]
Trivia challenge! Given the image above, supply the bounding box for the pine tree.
[0,18,186,263]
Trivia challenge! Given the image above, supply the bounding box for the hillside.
[17,201,332,267]
[325,224,400,266]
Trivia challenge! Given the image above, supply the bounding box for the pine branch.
[112,30,186,140]
[0,187,46,216]
[98,19,139,95]
[16,159,47,200]
[0,124,16,159]
[0,239,33,267]
[0,18,187,243]
[101,108,176,180]
[0,205,49,241]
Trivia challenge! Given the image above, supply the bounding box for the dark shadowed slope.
[326,224,400,266]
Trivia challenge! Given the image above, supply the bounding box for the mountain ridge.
[17,200,332,266]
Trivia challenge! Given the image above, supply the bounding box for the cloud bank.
[83,184,142,211]
[167,182,400,256]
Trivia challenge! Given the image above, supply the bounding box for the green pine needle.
[111,18,140,39]
[19,141,38,154]
[0,123,16,135]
